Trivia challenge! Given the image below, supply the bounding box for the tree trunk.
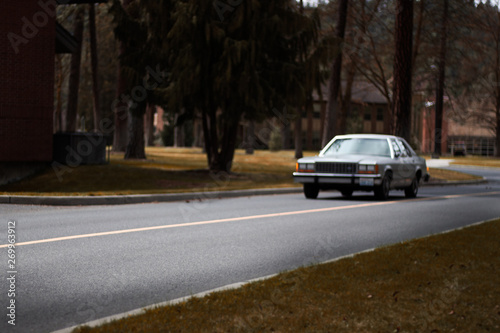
[412,0,425,73]
[218,112,239,172]
[294,111,303,159]
[496,11,500,157]
[496,103,500,157]
[340,63,355,134]
[112,60,129,151]
[201,107,215,169]
[322,0,349,147]
[392,0,414,141]
[174,124,185,147]
[88,4,101,132]
[201,103,241,173]
[112,0,131,152]
[125,109,146,159]
[497,64,500,157]
[297,0,306,157]
[54,54,64,133]
[306,96,313,150]
[174,112,185,147]
[202,103,221,171]
[144,104,156,146]
[245,120,255,155]
[433,0,448,157]
[193,115,204,148]
[281,107,291,150]
[65,6,84,132]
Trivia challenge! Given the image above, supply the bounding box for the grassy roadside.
[74,218,500,332]
[0,147,480,196]
[451,156,500,168]
[428,167,483,182]
[0,148,305,196]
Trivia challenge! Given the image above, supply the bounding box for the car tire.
[405,177,418,198]
[341,190,353,198]
[374,173,391,200]
[303,183,319,199]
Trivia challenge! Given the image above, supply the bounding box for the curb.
[0,178,487,206]
[447,164,500,171]
[0,187,303,206]
[422,178,488,187]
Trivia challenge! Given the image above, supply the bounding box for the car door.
[400,138,425,179]
[396,139,416,186]
[389,139,405,187]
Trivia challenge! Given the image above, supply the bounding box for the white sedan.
[293,134,430,200]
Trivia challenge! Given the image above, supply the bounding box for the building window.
[376,108,384,121]
[313,103,321,119]
[376,108,384,133]
[364,109,371,121]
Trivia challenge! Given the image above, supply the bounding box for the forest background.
[54,0,500,172]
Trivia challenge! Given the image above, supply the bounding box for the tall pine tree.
[392,0,414,141]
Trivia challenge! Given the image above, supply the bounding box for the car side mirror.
[394,151,401,158]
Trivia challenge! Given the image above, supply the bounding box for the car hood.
[297,154,392,164]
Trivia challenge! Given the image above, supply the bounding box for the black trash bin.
[53,132,108,165]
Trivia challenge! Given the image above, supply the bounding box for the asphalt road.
[0,167,499,333]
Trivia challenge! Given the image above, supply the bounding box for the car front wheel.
[405,177,418,198]
[374,173,391,200]
[303,183,319,199]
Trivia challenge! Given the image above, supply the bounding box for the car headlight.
[296,163,315,172]
[358,164,378,174]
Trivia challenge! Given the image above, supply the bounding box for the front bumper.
[293,172,383,187]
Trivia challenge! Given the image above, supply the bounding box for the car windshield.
[322,138,391,157]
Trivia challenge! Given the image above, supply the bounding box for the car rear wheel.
[303,183,319,199]
[405,177,418,198]
[374,173,391,200]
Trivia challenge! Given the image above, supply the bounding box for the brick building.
[0,0,104,184]
[1,0,56,162]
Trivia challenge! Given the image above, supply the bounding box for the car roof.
[332,134,400,140]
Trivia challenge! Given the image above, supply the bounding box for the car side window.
[400,140,414,157]
[396,140,409,157]
[391,139,401,157]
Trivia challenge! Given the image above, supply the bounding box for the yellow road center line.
[1,191,499,248]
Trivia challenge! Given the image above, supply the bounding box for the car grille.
[315,162,357,174]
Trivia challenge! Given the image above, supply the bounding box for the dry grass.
[428,167,483,182]
[73,218,500,333]
[0,148,307,196]
[451,156,500,168]
[0,147,479,196]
